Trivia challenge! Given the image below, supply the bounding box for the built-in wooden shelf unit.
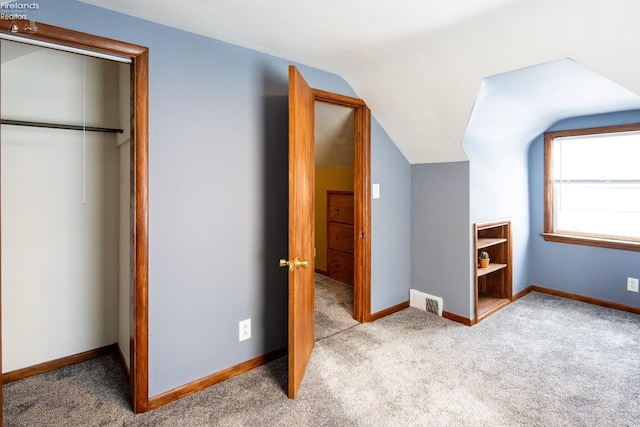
[474,219,512,323]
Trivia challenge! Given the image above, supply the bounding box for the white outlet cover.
[627,277,639,293]
[239,318,251,341]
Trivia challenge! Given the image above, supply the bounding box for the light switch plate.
[372,183,380,199]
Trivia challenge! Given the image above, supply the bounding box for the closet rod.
[1,119,123,134]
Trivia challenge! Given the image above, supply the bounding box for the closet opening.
[1,35,131,405]
[0,22,149,417]
[314,100,359,340]
[311,88,371,327]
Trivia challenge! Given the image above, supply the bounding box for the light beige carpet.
[314,273,359,341]
[4,292,640,426]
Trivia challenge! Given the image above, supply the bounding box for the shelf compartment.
[477,294,511,320]
[477,237,507,249]
[476,263,507,277]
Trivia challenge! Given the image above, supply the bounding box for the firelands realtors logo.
[1,1,39,20]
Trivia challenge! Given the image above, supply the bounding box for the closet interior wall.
[314,102,355,274]
[0,40,131,373]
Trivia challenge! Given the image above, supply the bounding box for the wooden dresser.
[327,190,354,285]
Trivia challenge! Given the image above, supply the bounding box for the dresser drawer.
[327,222,353,253]
[328,192,354,224]
[328,249,354,285]
[328,222,354,253]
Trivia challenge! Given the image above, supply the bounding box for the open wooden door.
[282,65,315,399]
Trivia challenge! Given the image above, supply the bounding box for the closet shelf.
[1,119,123,134]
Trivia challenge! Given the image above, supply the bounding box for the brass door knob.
[279,258,309,271]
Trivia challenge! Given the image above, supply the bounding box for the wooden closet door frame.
[313,89,371,322]
[0,22,150,414]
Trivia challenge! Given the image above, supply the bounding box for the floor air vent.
[410,289,443,316]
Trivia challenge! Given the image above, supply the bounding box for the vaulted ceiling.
[79,0,640,164]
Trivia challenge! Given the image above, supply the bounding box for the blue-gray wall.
[371,119,412,313]
[411,162,471,317]
[463,129,533,318]
[30,0,411,396]
[462,107,640,319]
[529,110,640,309]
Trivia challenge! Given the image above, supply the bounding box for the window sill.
[541,233,640,252]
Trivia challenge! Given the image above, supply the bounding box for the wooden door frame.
[0,22,149,414]
[313,89,371,322]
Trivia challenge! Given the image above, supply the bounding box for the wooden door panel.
[287,65,315,399]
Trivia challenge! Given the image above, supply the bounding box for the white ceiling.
[79,0,640,164]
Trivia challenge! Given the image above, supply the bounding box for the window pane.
[555,182,640,238]
[554,132,640,181]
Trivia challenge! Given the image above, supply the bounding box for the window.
[543,123,640,252]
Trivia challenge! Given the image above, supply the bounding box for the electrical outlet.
[239,318,251,341]
[627,277,639,293]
